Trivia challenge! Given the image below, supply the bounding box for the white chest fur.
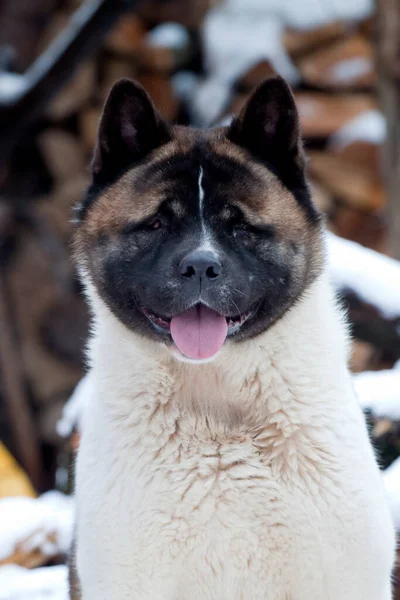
[75,274,395,600]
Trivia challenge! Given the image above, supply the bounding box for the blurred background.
[1,0,400,597]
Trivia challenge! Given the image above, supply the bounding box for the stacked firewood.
[0,0,399,489]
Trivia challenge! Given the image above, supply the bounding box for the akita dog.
[71,76,395,599]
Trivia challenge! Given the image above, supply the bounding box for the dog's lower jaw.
[75,271,395,600]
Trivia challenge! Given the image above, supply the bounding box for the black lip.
[141,307,171,332]
[141,302,259,336]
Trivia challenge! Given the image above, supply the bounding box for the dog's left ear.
[227,77,304,172]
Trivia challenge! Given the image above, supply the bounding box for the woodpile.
[0,0,399,502]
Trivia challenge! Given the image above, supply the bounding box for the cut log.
[106,14,147,56]
[297,34,375,90]
[283,21,348,57]
[0,493,74,567]
[295,92,377,137]
[344,292,400,358]
[0,532,57,569]
[0,0,60,72]
[99,58,137,103]
[137,0,215,29]
[359,16,376,39]
[331,140,381,172]
[38,130,86,185]
[0,0,133,160]
[136,24,193,72]
[136,74,180,121]
[5,229,83,406]
[376,0,400,260]
[332,204,387,253]
[349,340,377,373]
[235,60,276,92]
[47,61,96,121]
[0,276,41,489]
[80,107,102,152]
[308,150,384,211]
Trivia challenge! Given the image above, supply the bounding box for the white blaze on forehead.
[197,165,218,254]
[198,166,206,235]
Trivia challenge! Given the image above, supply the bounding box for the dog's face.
[74,77,323,361]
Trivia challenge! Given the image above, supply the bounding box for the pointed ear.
[227,77,304,174]
[92,79,171,183]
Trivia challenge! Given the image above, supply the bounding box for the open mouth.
[142,303,256,360]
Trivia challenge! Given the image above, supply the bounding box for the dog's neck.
[86,271,352,438]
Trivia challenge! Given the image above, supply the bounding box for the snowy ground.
[0,565,69,600]
[0,493,73,599]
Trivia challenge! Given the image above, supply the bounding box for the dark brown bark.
[0,0,60,72]
[0,0,136,161]
[376,0,400,260]
[0,273,41,489]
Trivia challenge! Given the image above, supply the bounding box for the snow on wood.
[296,34,374,90]
[295,92,377,138]
[203,9,298,84]
[329,110,387,149]
[354,364,400,419]
[207,0,373,29]
[326,232,400,319]
[331,56,371,83]
[279,0,373,29]
[146,23,190,50]
[0,492,74,564]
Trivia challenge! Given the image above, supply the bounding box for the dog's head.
[74,77,323,362]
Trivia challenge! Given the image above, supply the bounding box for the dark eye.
[122,216,163,236]
[147,218,162,230]
[233,224,251,240]
[234,222,275,240]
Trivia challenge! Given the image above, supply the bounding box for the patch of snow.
[326,232,400,320]
[329,57,371,83]
[329,110,387,149]
[189,78,232,126]
[171,71,199,106]
[198,3,299,124]
[203,9,298,85]
[211,0,373,27]
[0,565,68,600]
[280,0,373,29]
[146,23,190,50]
[0,73,26,103]
[0,492,74,562]
[57,373,92,437]
[199,0,373,125]
[354,364,400,419]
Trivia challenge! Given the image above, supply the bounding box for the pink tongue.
[170,305,228,360]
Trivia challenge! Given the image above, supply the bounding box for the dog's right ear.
[92,79,171,183]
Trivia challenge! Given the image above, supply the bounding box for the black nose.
[179,250,221,281]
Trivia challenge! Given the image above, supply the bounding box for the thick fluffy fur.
[76,273,395,599]
[73,77,395,599]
